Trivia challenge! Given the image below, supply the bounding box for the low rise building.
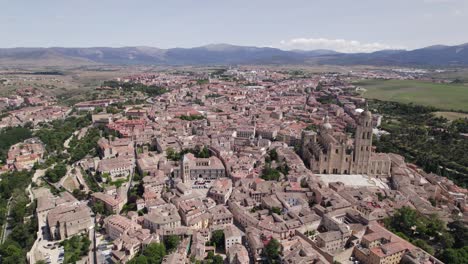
[47,202,93,240]
[224,224,242,251]
[176,153,225,183]
[208,178,232,204]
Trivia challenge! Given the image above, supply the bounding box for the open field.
[434,111,468,121]
[355,79,468,112]
[0,65,164,102]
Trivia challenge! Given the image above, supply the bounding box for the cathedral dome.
[361,102,372,119]
[361,109,372,119]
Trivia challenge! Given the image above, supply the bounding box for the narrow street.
[0,198,12,244]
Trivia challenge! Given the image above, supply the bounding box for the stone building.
[208,178,233,204]
[176,153,225,183]
[47,202,93,240]
[224,224,242,251]
[301,108,391,177]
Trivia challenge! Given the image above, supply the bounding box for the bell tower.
[181,155,191,183]
[353,104,373,174]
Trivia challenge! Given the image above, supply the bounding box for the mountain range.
[1,43,468,67]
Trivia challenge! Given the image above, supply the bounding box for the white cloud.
[278,38,406,53]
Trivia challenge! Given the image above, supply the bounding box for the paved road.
[27,169,46,207]
[0,198,12,244]
[74,165,90,192]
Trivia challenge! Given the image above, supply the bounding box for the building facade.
[301,109,391,177]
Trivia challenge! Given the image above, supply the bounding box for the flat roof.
[317,174,390,189]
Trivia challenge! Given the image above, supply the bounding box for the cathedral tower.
[353,106,373,174]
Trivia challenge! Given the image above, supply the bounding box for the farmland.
[355,79,468,112]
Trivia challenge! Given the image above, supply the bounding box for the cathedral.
[301,108,391,177]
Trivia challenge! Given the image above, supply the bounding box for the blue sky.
[1,0,467,52]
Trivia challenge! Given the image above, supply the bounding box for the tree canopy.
[264,238,281,263]
[385,206,466,262]
[127,242,167,264]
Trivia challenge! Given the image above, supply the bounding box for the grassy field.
[434,111,468,121]
[355,79,468,112]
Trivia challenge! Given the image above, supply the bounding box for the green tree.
[92,201,105,214]
[211,255,223,264]
[127,255,149,264]
[142,242,166,264]
[387,206,418,234]
[0,126,32,163]
[210,230,225,251]
[0,244,25,264]
[271,207,282,215]
[260,165,281,181]
[264,238,280,263]
[205,251,223,264]
[448,220,468,248]
[164,235,180,253]
[269,149,278,161]
[45,162,67,183]
[413,239,434,255]
[440,247,468,264]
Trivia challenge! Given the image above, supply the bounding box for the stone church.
[301,108,391,177]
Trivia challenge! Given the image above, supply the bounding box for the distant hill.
[1,43,468,67]
[316,44,468,66]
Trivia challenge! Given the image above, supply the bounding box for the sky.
[1,0,468,52]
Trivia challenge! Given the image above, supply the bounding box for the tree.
[205,251,223,264]
[197,146,210,158]
[164,235,180,253]
[92,201,105,214]
[0,126,32,163]
[260,165,281,181]
[127,255,148,264]
[387,206,418,234]
[142,242,166,264]
[166,147,181,161]
[271,207,282,215]
[413,239,434,255]
[440,247,468,264]
[268,149,278,161]
[211,255,223,264]
[0,244,26,264]
[448,220,468,248]
[210,230,225,251]
[305,124,317,131]
[45,162,67,183]
[264,238,280,263]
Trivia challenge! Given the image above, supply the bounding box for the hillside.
[1,43,468,66]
